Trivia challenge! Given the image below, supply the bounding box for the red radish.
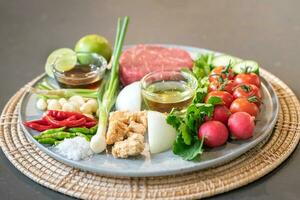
[198,121,229,147]
[212,105,231,124]
[228,112,255,140]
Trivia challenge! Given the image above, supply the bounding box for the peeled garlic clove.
[69,101,80,112]
[62,103,76,112]
[58,98,68,106]
[69,95,85,106]
[47,99,61,110]
[86,99,98,113]
[80,103,93,114]
[36,98,47,111]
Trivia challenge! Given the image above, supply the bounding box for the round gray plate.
[19,45,279,177]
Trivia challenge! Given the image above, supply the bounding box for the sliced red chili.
[23,121,54,132]
[26,119,50,125]
[84,116,95,122]
[65,115,77,121]
[43,115,86,128]
[65,118,86,127]
[26,110,97,131]
[85,121,97,128]
[47,110,96,122]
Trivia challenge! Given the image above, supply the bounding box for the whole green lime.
[75,34,112,62]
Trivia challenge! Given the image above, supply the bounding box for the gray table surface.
[0,0,299,199]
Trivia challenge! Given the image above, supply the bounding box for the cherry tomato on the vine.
[234,73,260,87]
[230,97,259,117]
[208,80,237,94]
[209,66,235,82]
[208,81,220,92]
[233,84,262,100]
[220,80,237,94]
[205,91,234,108]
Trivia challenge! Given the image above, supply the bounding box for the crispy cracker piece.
[106,120,129,145]
[106,111,147,145]
[112,133,145,158]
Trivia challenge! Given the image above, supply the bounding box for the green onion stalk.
[32,79,98,99]
[90,16,129,153]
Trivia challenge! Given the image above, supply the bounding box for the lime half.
[45,48,77,78]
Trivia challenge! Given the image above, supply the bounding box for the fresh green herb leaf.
[180,123,192,145]
[193,54,214,78]
[193,89,207,104]
[173,135,204,160]
[180,68,195,77]
[192,77,209,104]
[248,96,260,103]
[166,109,185,131]
[195,103,215,118]
[186,104,203,133]
[207,96,223,105]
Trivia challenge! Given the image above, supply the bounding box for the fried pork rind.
[106,111,147,144]
[105,111,147,158]
[112,133,145,158]
[128,121,146,134]
[106,120,129,145]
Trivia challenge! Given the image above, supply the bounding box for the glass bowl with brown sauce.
[141,70,198,113]
[53,52,107,89]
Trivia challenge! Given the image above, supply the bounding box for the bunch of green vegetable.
[166,54,218,161]
[34,125,98,145]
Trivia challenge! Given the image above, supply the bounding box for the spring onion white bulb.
[90,127,106,153]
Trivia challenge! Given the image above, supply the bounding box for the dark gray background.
[0,0,299,199]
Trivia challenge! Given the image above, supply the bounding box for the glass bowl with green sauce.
[141,70,198,113]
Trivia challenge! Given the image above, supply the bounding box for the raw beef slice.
[119,45,193,85]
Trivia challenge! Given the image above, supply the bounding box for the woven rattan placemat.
[0,69,299,199]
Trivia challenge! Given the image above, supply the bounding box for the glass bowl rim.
[52,52,107,81]
[140,70,198,100]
